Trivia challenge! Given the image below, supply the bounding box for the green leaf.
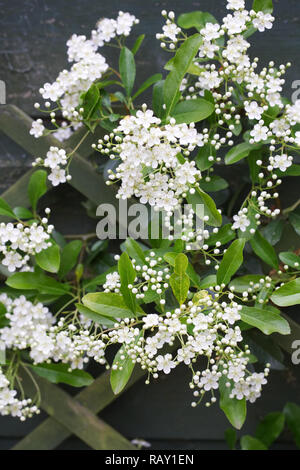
[271,278,300,307]
[217,239,246,285]
[58,240,82,280]
[219,377,247,430]
[199,274,217,289]
[122,238,146,265]
[110,333,142,394]
[250,230,279,269]
[240,436,267,450]
[6,272,69,296]
[118,252,137,314]
[35,244,61,273]
[187,188,222,227]
[290,212,300,236]
[253,0,273,13]
[76,303,115,327]
[196,145,215,171]
[284,402,300,448]
[255,412,285,447]
[240,306,290,335]
[0,198,16,218]
[119,47,136,96]
[164,252,201,288]
[225,142,261,165]
[28,170,48,211]
[132,73,162,100]
[152,80,165,119]
[82,292,144,319]
[13,207,34,219]
[225,428,237,450]
[262,219,284,245]
[171,98,214,124]
[80,83,101,121]
[164,34,203,117]
[279,251,300,268]
[132,34,145,55]
[169,253,190,305]
[207,224,235,247]
[229,275,263,293]
[177,11,218,30]
[200,175,228,193]
[29,363,93,387]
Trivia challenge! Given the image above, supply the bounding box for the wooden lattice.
[0,104,299,450]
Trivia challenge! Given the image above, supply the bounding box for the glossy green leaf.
[225,142,261,165]
[169,253,190,305]
[177,11,218,30]
[75,303,115,327]
[28,170,48,211]
[6,272,69,296]
[0,197,15,218]
[240,435,267,450]
[58,240,83,280]
[289,212,300,236]
[119,47,136,96]
[284,402,300,448]
[217,239,246,285]
[200,175,228,193]
[29,363,93,387]
[271,278,300,307]
[164,34,203,117]
[82,292,144,319]
[132,34,145,55]
[152,80,165,119]
[240,306,290,335]
[187,188,222,227]
[171,98,214,124]
[229,275,263,293]
[207,224,235,247]
[219,377,247,430]
[13,207,34,220]
[253,0,273,13]
[118,252,137,314]
[250,230,279,269]
[110,332,142,395]
[164,252,201,288]
[262,219,284,246]
[35,244,61,273]
[279,252,300,268]
[255,412,285,447]
[225,428,237,450]
[122,238,146,265]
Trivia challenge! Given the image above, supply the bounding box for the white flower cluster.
[98,106,203,212]
[0,220,53,272]
[33,146,71,187]
[0,367,39,421]
[35,11,138,124]
[107,292,269,407]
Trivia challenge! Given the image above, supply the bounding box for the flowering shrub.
[0,0,300,430]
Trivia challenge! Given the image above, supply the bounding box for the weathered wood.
[12,367,145,450]
[13,369,138,450]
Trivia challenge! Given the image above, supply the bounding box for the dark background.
[0,0,300,450]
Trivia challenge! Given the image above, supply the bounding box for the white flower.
[156,353,176,374]
[30,119,45,138]
[223,306,241,325]
[48,168,67,186]
[272,154,293,172]
[295,131,300,146]
[200,23,222,41]
[245,101,263,120]
[253,12,274,32]
[199,371,221,391]
[226,0,245,10]
[162,22,181,42]
[143,314,160,329]
[44,147,67,169]
[250,123,269,142]
[232,213,251,232]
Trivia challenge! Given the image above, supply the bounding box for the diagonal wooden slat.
[13,368,139,450]
[12,367,146,450]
